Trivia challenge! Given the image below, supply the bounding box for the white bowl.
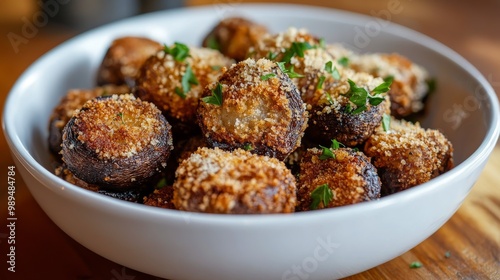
[3,4,499,280]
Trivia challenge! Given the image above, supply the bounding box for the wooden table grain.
[1,1,499,279]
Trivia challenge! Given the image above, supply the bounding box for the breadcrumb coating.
[143,186,175,209]
[364,118,454,195]
[197,58,308,160]
[135,47,234,124]
[48,85,130,156]
[297,147,381,211]
[173,147,296,214]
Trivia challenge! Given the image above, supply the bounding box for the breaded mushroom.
[173,147,296,214]
[135,44,234,136]
[296,147,381,211]
[202,17,268,61]
[55,164,148,203]
[143,186,175,209]
[48,85,130,157]
[364,117,453,195]
[197,58,308,160]
[349,53,431,118]
[304,68,391,147]
[96,36,163,86]
[61,94,173,191]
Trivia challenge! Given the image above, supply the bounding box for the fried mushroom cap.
[304,69,390,147]
[350,53,430,118]
[143,186,175,209]
[297,147,381,211]
[197,58,308,160]
[96,36,162,86]
[55,164,148,203]
[135,46,234,135]
[173,147,297,214]
[202,17,268,61]
[48,85,130,157]
[61,94,173,191]
[364,118,454,195]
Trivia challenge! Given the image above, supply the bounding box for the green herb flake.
[164,42,191,62]
[319,145,335,160]
[338,56,349,67]
[330,139,344,150]
[267,51,278,60]
[243,143,253,151]
[310,184,334,210]
[116,112,125,124]
[445,251,451,258]
[206,35,220,50]
[382,114,391,132]
[261,73,276,81]
[325,92,334,105]
[347,79,368,107]
[409,261,422,269]
[277,62,304,78]
[202,82,223,106]
[280,41,313,63]
[156,177,167,189]
[175,64,199,99]
[317,75,326,90]
[383,75,394,84]
[372,79,392,95]
[318,38,326,49]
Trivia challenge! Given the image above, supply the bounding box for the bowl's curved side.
[3,4,500,280]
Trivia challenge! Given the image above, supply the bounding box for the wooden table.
[1,1,499,279]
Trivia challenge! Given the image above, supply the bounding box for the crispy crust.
[173,147,296,214]
[350,53,430,118]
[297,147,381,211]
[61,94,173,191]
[197,58,308,160]
[304,69,390,147]
[97,36,162,86]
[143,186,175,209]
[135,47,234,135]
[364,118,454,195]
[48,85,130,157]
[202,17,268,61]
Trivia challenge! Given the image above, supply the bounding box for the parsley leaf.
[202,83,223,106]
[409,262,422,269]
[261,73,276,81]
[164,42,191,62]
[330,139,344,150]
[344,79,390,114]
[206,35,220,50]
[319,145,335,160]
[277,62,304,78]
[382,114,391,132]
[326,92,334,105]
[310,184,334,210]
[243,143,253,151]
[318,38,326,49]
[338,56,349,67]
[317,75,326,90]
[372,79,392,95]
[267,51,278,60]
[280,41,313,63]
[175,64,199,99]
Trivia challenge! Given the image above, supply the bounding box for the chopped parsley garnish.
[310,184,334,210]
[277,62,304,79]
[444,251,451,258]
[202,82,223,106]
[116,112,125,124]
[409,261,422,269]
[319,139,344,160]
[384,75,394,84]
[267,51,278,60]
[281,41,314,63]
[382,114,391,132]
[261,73,276,81]
[319,145,335,160]
[318,38,326,49]
[156,177,167,189]
[175,64,199,99]
[205,35,220,50]
[101,90,111,97]
[326,92,334,105]
[164,42,191,62]
[317,75,326,90]
[344,79,391,114]
[338,56,349,67]
[426,78,437,94]
[325,61,341,80]
[243,143,253,151]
